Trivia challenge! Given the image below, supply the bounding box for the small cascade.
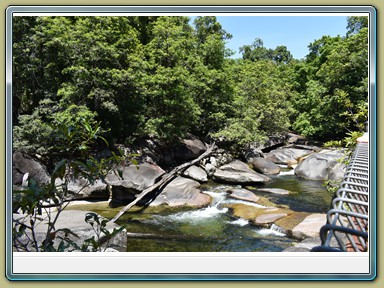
[278,169,295,176]
[151,190,229,224]
[270,223,287,235]
[202,190,227,208]
[255,224,286,237]
[171,205,229,221]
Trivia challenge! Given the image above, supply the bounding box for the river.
[117,169,331,252]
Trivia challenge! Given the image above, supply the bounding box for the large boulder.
[264,148,313,165]
[13,210,127,252]
[243,134,288,161]
[173,135,206,162]
[106,163,165,204]
[131,137,167,165]
[291,213,327,240]
[130,134,207,166]
[328,162,347,183]
[251,157,281,175]
[12,152,50,185]
[286,133,306,144]
[218,160,254,173]
[213,160,271,184]
[150,177,211,207]
[182,165,208,183]
[59,178,109,200]
[294,149,345,181]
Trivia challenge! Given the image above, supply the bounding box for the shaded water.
[121,171,331,252]
[253,172,333,213]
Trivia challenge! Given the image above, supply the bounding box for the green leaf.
[52,159,67,180]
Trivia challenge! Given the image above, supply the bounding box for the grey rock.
[246,134,288,154]
[173,135,206,162]
[227,188,260,203]
[265,148,312,165]
[150,177,211,207]
[13,152,50,185]
[209,156,218,167]
[254,213,288,224]
[13,210,127,252]
[106,163,165,203]
[251,157,281,175]
[213,160,271,184]
[214,152,234,167]
[328,162,347,183]
[204,163,216,177]
[292,213,327,240]
[182,165,208,183]
[286,133,306,144]
[57,178,109,200]
[244,148,264,162]
[294,150,345,181]
[213,169,270,184]
[219,160,253,173]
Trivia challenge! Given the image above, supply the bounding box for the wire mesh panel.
[312,143,369,252]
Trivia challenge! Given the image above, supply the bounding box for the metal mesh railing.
[312,143,369,252]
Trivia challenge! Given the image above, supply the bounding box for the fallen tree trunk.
[109,143,216,223]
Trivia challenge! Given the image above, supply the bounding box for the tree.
[240,38,271,62]
[13,16,147,142]
[213,59,293,146]
[240,38,293,65]
[271,45,293,64]
[346,16,368,36]
[190,16,235,136]
[12,17,48,123]
[141,16,201,140]
[292,22,368,141]
[13,102,107,167]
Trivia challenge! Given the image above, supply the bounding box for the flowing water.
[120,169,331,252]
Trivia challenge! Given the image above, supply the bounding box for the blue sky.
[191,16,348,60]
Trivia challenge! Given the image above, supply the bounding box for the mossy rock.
[275,211,311,233]
[255,195,279,207]
[225,202,293,223]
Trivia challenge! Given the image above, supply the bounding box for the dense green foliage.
[291,16,368,141]
[240,38,293,64]
[213,59,293,145]
[13,16,368,157]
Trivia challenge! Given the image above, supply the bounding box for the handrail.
[311,142,369,252]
